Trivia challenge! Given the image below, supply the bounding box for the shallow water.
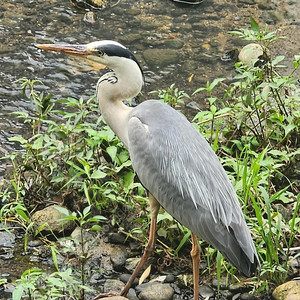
[1,0,300,166]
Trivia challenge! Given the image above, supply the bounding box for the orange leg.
[190,232,200,300]
[120,194,160,296]
[93,194,160,299]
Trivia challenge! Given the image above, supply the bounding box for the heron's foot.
[92,290,119,299]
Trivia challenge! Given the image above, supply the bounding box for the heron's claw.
[92,290,119,299]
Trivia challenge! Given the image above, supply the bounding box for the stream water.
[1,0,300,298]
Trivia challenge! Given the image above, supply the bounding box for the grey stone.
[137,282,174,300]
[103,279,125,294]
[199,284,215,298]
[0,230,15,247]
[125,257,140,272]
[143,49,179,67]
[110,246,127,271]
[108,232,126,244]
[119,274,139,287]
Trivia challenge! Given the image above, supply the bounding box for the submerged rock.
[143,49,179,67]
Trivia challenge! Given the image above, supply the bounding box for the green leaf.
[91,169,107,179]
[32,135,44,149]
[12,285,24,300]
[89,224,102,231]
[54,206,70,216]
[106,146,117,162]
[250,16,260,34]
[9,136,27,145]
[51,246,59,271]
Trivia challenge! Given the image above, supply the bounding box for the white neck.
[96,57,143,148]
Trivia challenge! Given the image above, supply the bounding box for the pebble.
[0,230,15,247]
[110,246,127,271]
[103,279,125,294]
[119,274,139,287]
[199,284,215,298]
[136,282,174,300]
[108,232,127,244]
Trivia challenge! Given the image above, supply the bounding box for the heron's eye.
[98,50,104,56]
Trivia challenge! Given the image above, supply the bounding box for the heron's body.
[128,100,257,276]
[36,40,260,299]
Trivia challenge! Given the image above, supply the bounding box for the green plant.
[12,267,90,300]
[149,83,190,108]
[192,18,300,288]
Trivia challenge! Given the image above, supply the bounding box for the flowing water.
[0,0,300,297]
[1,0,300,168]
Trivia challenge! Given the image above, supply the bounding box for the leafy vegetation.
[0,18,299,298]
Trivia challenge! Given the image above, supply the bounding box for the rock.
[119,274,139,287]
[137,282,174,300]
[103,279,125,294]
[125,257,140,273]
[238,43,263,66]
[272,280,300,300]
[83,11,97,24]
[31,205,76,234]
[199,284,215,298]
[143,49,179,67]
[0,230,15,247]
[108,232,127,244]
[212,277,229,289]
[110,246,127,271]
[127,288,139,300]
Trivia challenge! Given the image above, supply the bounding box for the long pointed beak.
[36,44,89,56]
[36,43,106,70]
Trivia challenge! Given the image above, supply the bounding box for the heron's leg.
[120,193,160,297]
[191,232,200,300]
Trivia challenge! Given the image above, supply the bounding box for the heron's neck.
[96,63,143,147]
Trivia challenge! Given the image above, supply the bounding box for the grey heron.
[36,40,260,299]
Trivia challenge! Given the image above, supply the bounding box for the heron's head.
[36,40,144,100]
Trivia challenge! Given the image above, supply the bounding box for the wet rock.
[164,39,184,49]
[238,43,263,66]
[272,280,300,300]
[125,257,140,273]
[31,205,76,234]
[137,282,174,300]
[108,232,126,244]
[199,284,214,298]
[212,277,229,289]
[110,246,127,271]
[127,288,139,300]
[0,230,15,247]
[229,282,252,293]
[103,279,125,294]
[83,11,97,24]
[143,49,179,67]
[0,247,14,259]
[119,274,139,287]
[240,293,257,300]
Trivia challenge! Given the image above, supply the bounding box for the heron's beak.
[36,43,106,70]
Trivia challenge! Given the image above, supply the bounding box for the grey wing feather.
[128,100,259,276]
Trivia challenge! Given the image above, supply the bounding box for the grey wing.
[128,100,259,276]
